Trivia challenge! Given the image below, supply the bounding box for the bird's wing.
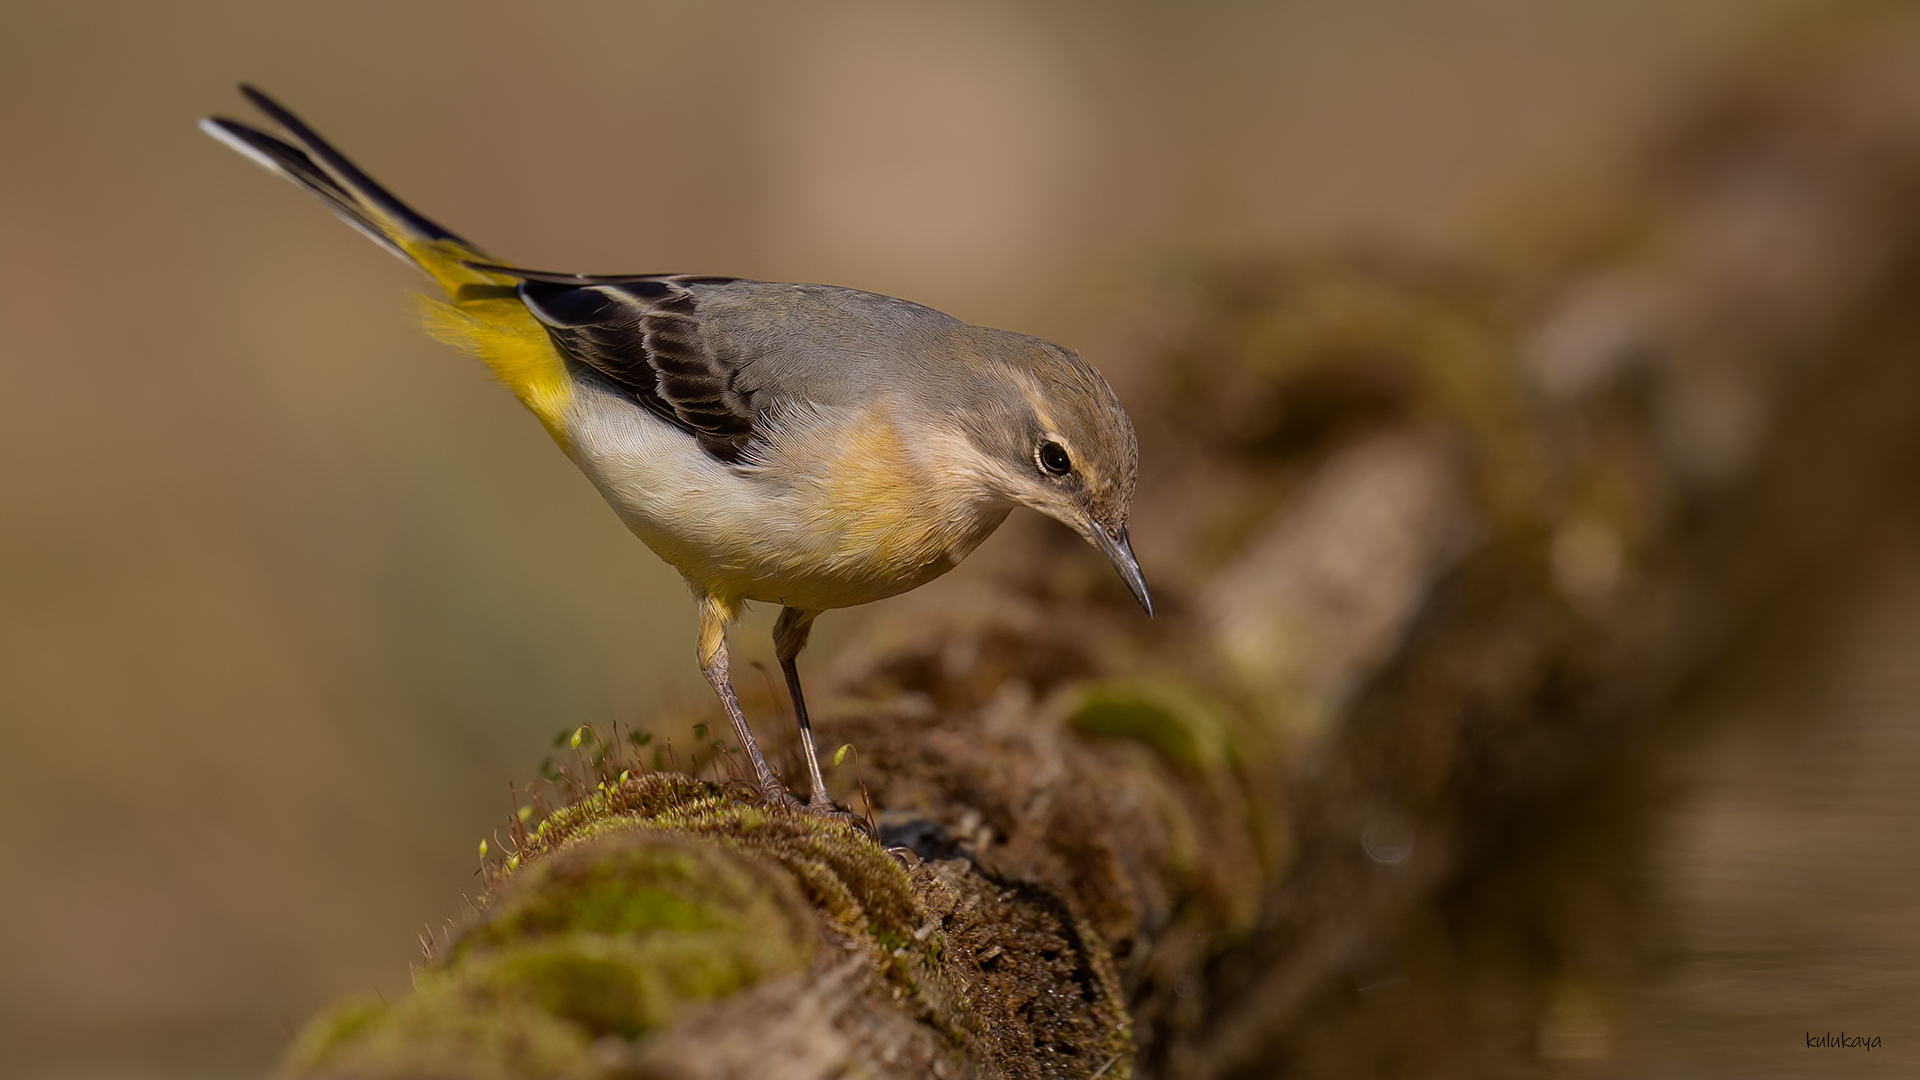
[474,267,974,464]
[482,267,761,462]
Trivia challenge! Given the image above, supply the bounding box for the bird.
[199,85,1149,814]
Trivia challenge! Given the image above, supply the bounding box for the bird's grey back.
[689,280,1040,414]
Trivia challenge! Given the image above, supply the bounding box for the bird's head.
[956,331,1150,616]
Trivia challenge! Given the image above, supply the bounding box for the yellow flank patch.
[418,295,574,442]
[397,237,575,444]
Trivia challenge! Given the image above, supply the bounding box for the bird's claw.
[804,794,877,835]
[756,785,806,811]
[751,783,873,834]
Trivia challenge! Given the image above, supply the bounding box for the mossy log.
[280,11,1920,1079]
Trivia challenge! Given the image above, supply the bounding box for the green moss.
[279,771,1133,1077]
[1068,678,1232,773]
[467,840,760,948]
[553,871,714,934]
[513,776,927,969]
[280,812,824,1078]
[472,944,653,1039]
[285,992,596,1080]
[281,995,388,1071]
[442,932,772,1040]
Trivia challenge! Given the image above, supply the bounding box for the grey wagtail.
[201,86,1149,812]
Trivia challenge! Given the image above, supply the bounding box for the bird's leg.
[698,594,790,804]
[773,606,833,811]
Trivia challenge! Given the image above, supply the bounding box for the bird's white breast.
[561,384,1010,610]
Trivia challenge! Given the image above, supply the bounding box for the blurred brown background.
[0,1,1899,1077]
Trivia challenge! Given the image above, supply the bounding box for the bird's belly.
[563,389,1007,609]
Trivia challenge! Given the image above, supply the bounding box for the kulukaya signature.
[1807,1032,1881,1050]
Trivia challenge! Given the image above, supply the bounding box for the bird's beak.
[1090,524,1153,617]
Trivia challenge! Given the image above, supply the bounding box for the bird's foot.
[755,783,807,811]
[748,783,873,834]
[802,794,875,835]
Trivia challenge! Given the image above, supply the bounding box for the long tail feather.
[461,261,666,285]
[197,115,418,264]
[200,85,489,291]
[234,84,468,247]
[200,86,575,437]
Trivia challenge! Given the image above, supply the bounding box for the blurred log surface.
[280,12,1920,1080]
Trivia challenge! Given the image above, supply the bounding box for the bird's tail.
[199,85,497,294]
[200,86,574,435]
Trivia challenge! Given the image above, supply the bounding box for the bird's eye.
[1037,440,1072,476]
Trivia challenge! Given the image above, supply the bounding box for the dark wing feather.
[512,273,755,462]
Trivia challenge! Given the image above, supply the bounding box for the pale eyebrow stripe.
[1009,366,1065,438]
